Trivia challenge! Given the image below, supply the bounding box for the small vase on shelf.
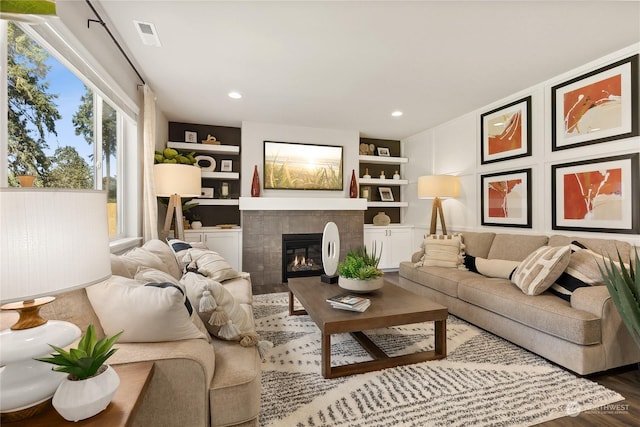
[363,168,371,179]
[349,169,358,198]
[251,165,261,197]
[393,170,400,180]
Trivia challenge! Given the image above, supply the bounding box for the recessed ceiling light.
[391,111,403,117]
[228,92,242,99]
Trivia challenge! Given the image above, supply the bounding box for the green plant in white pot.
[598,250,640,349]
[36,325,123,422]
[337,244,384,293]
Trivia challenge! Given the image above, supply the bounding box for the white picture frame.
[377,147,390,157]
[185,131,197,143]
[220,160,233,172]
[378,187,394,202]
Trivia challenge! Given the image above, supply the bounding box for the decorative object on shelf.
[185,131,197,143]
[359,143,375,155]
[551,54,638,151]
[202,134,220,145]
[480,96,532,164]
[201,187,214,198]
[373,211,391,226]
[379,170,386,179]
[337,245,384,293]
[377,147,390,157]
[36,325,123,422]
[17,175,35,187]
[481,168,532,228]
[321,222,340,284]
[221,159,233,172]
[418,175,460,235]
[216,224,238,229]
[195,155,216,172]
[363,168,371,179]
[393,170,400,180]
[154,163,201,240]
[0,189,110,422]
[221,182,230,199]
[251,165,261,197]
[349,169,358,198]
[378,187,394,202]
[155,148,196,165]
[551,153,638,234]
[361,186,371,201]
[191,220,203,229]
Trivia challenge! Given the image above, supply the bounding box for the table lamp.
[0,188,111,422]
[417,175,460,235]
[154,163,201,240]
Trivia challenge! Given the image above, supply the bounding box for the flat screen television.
[263,141,343,190]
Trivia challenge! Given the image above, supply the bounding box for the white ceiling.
[96,1,640,140]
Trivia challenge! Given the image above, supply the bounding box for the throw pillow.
[134,267,211,342]
[184,248,243,282]
[86,275,208,343]
[415,234,465,269]
[166,238,208,271]
[180,272,257,343]
[512,245,571,296]
[464,255,520,279]
[549,241,618,302]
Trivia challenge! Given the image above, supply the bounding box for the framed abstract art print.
[480,96,532,164]
[551,153,639,233]
[481,168,532,228]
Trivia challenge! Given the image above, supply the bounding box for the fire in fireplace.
[282,233,323,282]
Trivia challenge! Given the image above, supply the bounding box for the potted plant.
[337,243,384,293]
[36,325,123,422]
[598,250,640,349]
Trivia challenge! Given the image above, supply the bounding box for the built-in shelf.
[359,155,408,165]
[168,141,240,154]
[194,199,240,206]
[368,201,409,208]
[359,178,408,186]
[201,171,240,180]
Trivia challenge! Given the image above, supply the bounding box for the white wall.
[403,43,640,246]
[240,121,360,198]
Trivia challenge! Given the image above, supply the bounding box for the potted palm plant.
[598,250,640,349]
[338,244,384,293]
[36,325,123,421]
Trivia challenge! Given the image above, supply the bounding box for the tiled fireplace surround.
[242,210,364,287]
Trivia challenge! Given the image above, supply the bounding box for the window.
[3,22,135,238]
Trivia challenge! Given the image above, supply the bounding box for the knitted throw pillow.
[512,245,571,295]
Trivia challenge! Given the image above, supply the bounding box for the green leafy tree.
[46,146,93,189]
[72,87,117,198]
[7,22,60,184]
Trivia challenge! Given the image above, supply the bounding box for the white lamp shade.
[154,163,201,197]
[417,175,460,199]
[0,189,111,304]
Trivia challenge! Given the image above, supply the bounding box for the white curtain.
[142,85,158,241]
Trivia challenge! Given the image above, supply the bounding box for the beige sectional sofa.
[398,231,640,375]
[1,239,261,427]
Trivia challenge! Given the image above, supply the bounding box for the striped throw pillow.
[512,245,571,295]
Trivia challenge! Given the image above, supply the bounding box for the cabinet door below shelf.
[183,230,242,271]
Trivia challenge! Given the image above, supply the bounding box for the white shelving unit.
[359,178,408,186]
[193,199,240,206]
[201,171,240,180]
[367,201,409,208]
[167,141,240,154]
[358,155,408,165]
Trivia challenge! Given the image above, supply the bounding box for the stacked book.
[326,292,371,312]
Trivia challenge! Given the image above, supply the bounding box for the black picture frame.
[480,168,532,228]
[480,96,532,164]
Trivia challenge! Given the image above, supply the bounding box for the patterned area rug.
[254,292,623,427]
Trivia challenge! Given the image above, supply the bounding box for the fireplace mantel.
[239,197,367,211]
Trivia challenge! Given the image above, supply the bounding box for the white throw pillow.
[166,238,208,271]
[184,248,242,282]
[86,275,207,343]
[415,234,465,269]
[512,245,571,296]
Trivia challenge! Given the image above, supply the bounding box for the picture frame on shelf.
[185,131,198,143]
[551,54,638,151]
[377,147,390,157]
[378,187,394,202]
[481,168,532,228]
[201,187,214,198]
[220,160,233,172]
[480,96,532,164]
[551,153,638,233]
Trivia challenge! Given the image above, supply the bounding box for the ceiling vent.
[133,20,161,47]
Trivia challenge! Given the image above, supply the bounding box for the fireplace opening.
[282,233,323,282]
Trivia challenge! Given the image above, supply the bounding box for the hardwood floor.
[254,272,640,426]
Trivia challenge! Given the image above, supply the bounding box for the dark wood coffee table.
[288,277,448,378]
